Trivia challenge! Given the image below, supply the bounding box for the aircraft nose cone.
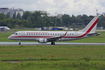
[8,36,11,39]
[7,28,10,30]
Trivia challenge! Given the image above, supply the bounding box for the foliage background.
[0,11,105,28]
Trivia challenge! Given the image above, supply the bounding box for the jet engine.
[38,38,47,43]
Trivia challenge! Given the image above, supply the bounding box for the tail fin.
[79,16,99,33]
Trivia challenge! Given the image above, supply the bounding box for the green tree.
[13,13,16,19]
[101,21,105,28]
[22,20,29,27]
[17,13,22,20]
[27,16,32,27]
[22,11,31,20]
[56,18,63,26]
[36,16,43,27]
[1,19,7,26]
[81,14,89,25]
[7,13,10,18]
[0,13,7,20]
[32,11,41,21]
[8,19,14,28]
[62,14,71,26]
[72,23,76,30]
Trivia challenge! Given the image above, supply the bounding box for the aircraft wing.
[47,36,62,42]
[47,31,67,42]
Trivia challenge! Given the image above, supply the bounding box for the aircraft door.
[21,31,25,36]
[76,32,79,38]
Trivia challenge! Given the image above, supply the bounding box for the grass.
[0,33,13,42]
[0,45,105,70]
[0,31,105,70]
[0,60,105,70]
[0,45,105,60]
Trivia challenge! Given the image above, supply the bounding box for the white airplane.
[8,16,100,45]
[0,26,10,31]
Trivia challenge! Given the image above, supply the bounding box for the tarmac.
[0,42,105,45]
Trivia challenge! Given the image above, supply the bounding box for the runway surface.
[0,42,105,45]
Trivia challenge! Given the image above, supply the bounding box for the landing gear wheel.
[19,40,21,45]
[51,42,55,45]
[19,42,21,45]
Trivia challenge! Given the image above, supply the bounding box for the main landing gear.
[51,42,55,45]
[19,40,21,45]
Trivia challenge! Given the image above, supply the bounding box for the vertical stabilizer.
[79,16,99,33]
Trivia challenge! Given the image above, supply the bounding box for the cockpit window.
[14,33,18,35]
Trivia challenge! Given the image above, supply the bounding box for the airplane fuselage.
[8,31,100,42]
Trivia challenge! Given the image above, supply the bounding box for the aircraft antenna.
[96,9,99,16]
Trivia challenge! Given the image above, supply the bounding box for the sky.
[0,0,105,16]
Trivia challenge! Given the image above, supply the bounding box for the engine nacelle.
[38,38,47,43]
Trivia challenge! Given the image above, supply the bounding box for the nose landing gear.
[19,40,21,45]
